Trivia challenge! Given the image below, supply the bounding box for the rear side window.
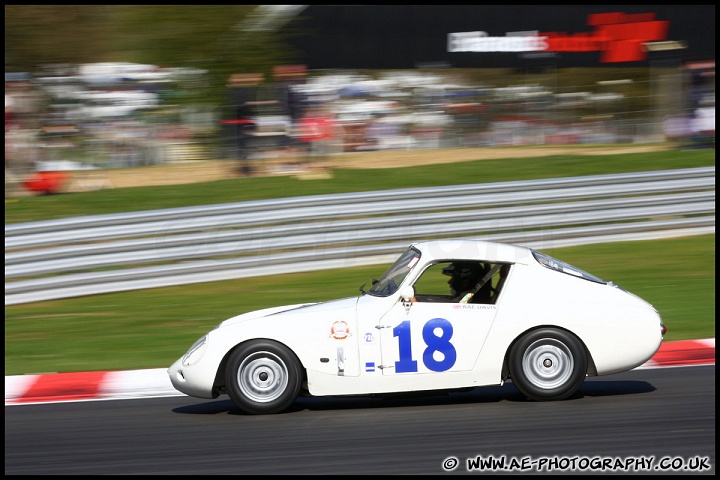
[532,251,606,284]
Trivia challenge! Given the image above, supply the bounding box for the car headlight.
[182,335,208,366]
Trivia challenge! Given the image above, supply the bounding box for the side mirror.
[399,286,415,302]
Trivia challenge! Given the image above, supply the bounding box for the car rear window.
[532,251,607,284]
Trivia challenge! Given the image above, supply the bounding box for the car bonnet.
[217,296,359,329]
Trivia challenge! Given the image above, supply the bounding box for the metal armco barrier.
[5,167,715,305]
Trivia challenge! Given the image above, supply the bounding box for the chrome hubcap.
[522,339,573,390]
[237,351,288,403]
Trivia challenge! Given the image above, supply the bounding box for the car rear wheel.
[225,340,302,414]
[509,328,587,401]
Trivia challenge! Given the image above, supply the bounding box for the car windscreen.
[532,250,606,284]
[366,247,421,296]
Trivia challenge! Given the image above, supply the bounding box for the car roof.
[410,239,534,265]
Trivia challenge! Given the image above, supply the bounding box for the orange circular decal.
[329,321,351,340]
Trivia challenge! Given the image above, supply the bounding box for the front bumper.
[167,357,218,399]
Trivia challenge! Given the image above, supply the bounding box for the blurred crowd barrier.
[5,63,715,195]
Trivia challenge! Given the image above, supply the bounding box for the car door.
[377,261,500,376]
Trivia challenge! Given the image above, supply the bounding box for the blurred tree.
[5,5,115,71]
[6,5,307,104]
[109,6,305,105]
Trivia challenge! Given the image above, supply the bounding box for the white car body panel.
[168,239,664,404]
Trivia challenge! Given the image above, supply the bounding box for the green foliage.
[5,5,115,70]
[110,5,275,104]
[6,5,305,107]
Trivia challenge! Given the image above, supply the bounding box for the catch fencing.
[5,167,715,305]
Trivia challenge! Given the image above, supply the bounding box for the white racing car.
[168,239,666,414]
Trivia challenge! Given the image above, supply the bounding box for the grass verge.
[5,148,714,224]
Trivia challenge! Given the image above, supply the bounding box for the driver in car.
[442,262,491,303]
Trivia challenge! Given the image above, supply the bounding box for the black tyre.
[225,340,303,414]
[509,328,587,401]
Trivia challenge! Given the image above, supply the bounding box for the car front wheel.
[509,328,587,401]
[225,340,303,414]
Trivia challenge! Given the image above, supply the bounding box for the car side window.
[473,263,510,305]
[412,261,511,304]
[412,262,455,303]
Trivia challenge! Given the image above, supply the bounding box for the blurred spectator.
[690,106,715,149]
[663,115,692,145]
[296,105,336,171]
[364,113,403,150]
[273,65,308,150]
[6,79,42,196]
[5,85,13,164]
[224,73,264,176]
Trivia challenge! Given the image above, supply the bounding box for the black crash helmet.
[441,262,482,280]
